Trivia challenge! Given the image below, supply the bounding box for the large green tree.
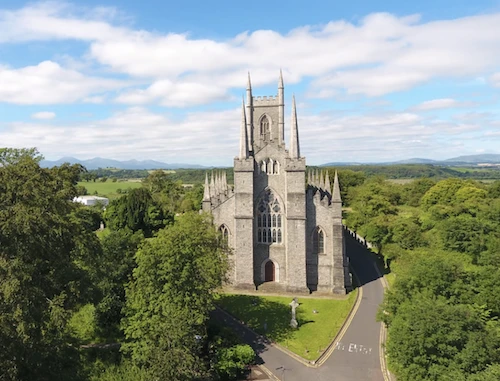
[122,212,229,381]
[104,187,172,237]
[0,149,99,380]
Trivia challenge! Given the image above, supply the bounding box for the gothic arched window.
[219,224,230,243]
[260,115,270,141]
[313,227,325,254]
[257,190,282,245]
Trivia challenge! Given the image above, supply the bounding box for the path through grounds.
[214,233,388,381]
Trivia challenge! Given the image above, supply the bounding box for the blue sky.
[1,1,500,166]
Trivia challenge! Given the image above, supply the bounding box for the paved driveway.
[215,232,387,381]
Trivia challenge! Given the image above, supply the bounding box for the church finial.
[290,95,300,158]
[210,171,215,198]
[325,170,331,194]
[239,98,249,159]
[203,172,210,201]
[278,70,284,146]
[246,73,253,151]
[332,171,342,202]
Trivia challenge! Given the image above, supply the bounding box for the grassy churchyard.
[78,180,142,199]
[217,292,357,361]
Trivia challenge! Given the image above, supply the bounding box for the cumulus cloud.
[411,98,476,111]
[0,61,125,104]
[1,105,494,165]
[31,111,56,119]
[2,4,500,105]
[490,72,500,87]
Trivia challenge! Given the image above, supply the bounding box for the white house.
[73,195,109,207]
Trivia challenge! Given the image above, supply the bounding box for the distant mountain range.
[321,154,500,167]
[40,153,500,170]
[40,157,207,170]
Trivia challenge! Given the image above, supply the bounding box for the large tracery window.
[260,115,270,141]
[257,190,282,244]
[313,227,325,254]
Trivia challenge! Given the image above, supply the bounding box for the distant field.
[78,180,142,199]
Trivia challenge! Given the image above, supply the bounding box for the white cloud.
[3,4,500,104]
[411,98,475,111]
[31,111,56,120]
[490,72,500,87]
[2,104,493,165]
[0,61,124,104]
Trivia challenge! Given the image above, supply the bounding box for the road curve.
[214,232,387,381]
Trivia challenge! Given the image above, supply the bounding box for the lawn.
[78,180,142,199]
[217,292,357,361]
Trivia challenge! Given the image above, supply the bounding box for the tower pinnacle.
[332,171,342,202]
[239,98,249,159]
[290,95,300,158]
[203,172,210,201]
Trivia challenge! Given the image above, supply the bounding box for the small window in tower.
[272,229,277,243]
[277,229,282,243]
[261,115,270,141]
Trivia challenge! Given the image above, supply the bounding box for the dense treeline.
[0,149,254,381]
[335,164,500,179]
[79,164,500,186]
[342,171,500,380]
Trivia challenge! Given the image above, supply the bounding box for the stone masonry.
[202,72,352,294]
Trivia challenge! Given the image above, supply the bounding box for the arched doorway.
[264,260,275,282]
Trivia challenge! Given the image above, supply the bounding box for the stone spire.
[203,172,210,201]
[210,172,215,198]
[215,172,221,196]
[246,72,253,152]
[320,171,325,190]
[278,69,284,146]
[315,169,320,187]
[325,171,331,194]
[307,170,312,186]
[239,99,249,159]
[223,171,228,193]
[290,95,300,158]
[332,171,342,202]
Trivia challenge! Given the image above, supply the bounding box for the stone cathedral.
[202,73,352,294]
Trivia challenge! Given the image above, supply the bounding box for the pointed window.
[256,190,283,245]
[260,115,270,141]
[219,225,230,244]
[313,227,325,254]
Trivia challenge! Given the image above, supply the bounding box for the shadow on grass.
[216,294,297,344]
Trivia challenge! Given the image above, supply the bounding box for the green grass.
[385,272,396,289]
[217,292,357,361]
[78,180,142,199]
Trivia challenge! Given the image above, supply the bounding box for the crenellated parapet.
[285,157,306,172]
[253,95,279,106]
[203,170,234,210]
[306,169,342,216]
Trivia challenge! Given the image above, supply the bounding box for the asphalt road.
[214,232,387,381]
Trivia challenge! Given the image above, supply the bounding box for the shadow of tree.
[216,294,298,344]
